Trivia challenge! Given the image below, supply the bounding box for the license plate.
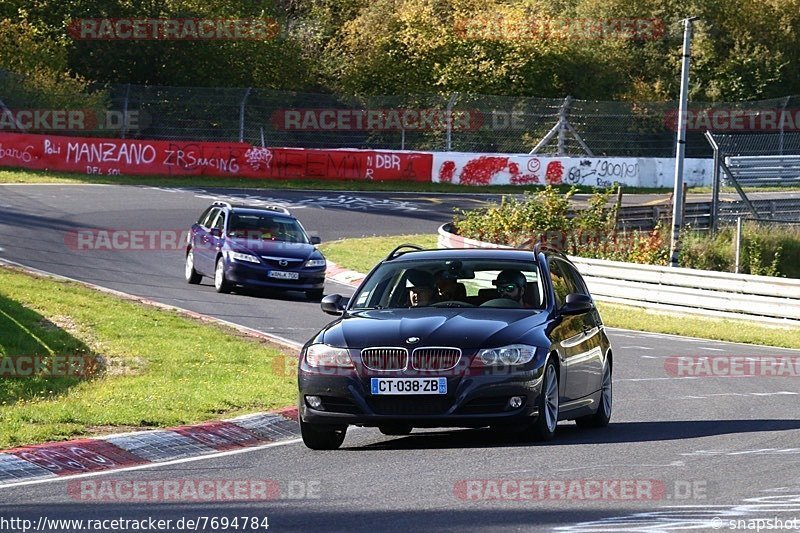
[370,378,447,395]
[268,270,299,280]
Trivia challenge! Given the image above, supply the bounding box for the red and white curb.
[0,261,366,487]
[326,261,366,288]
[0,408,300,486]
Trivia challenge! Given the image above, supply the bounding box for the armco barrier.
[438,223,800,326]
[0,132,432,182]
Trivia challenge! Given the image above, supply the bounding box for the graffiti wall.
[0,132,713,187]
[432,153,713,188]
[0,133,432,182]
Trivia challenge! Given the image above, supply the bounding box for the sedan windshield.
[227,212,309,243]
[350,258,545,310]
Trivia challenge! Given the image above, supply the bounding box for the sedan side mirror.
[560,293,594,315]
[321,294,349,315]
[310,236,322,245]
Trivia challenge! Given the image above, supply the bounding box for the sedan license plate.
[268,270,299,280]
[370,378,447,395]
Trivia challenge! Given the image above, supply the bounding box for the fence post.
[239,87,252,143]
[445,92,459,151]
[708,131,720,235]
[734,216,743,273]
[557,96,573,156]
[121,83,131,139]
[780,96,790,155]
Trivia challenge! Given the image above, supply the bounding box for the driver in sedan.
[493,269,528,307]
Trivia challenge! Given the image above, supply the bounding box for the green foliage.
[4,0,800,99]
[455,189,798,275]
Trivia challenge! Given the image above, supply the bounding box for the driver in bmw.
[493,269,529,307]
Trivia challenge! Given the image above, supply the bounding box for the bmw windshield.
[349,258,545,310]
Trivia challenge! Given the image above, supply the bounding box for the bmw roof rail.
[385,244,424,261]
[533,239,566,256]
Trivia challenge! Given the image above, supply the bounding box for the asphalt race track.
[1,184,800,532]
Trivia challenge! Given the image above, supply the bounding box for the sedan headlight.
[305,344,353,368]
[229,251,259,263]
[305,258,326,268]
[475,344,537,366]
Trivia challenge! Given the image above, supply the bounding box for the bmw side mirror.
[310,236,322,245]
[209,228,222,238]
[321,294,349,315]
[560,293,594,315]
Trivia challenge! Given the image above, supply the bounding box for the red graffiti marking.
[439,160,456,183]
[545,161,564,184]
[509,162,540,184]
[459,156,509,185]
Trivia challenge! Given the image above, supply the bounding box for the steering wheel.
[429,300,476,308]
[479,298,522,308]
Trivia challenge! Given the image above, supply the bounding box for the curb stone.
[0,260,365,486]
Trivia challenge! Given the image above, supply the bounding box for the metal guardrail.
[569,256,800,326]
[438,223,800,326]
[616,198,800,230]
[725,155,800,186]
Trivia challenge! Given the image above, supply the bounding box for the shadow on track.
[348,419,800,450]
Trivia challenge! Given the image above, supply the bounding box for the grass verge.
[319,234,439,274]
[0,168,674,194]
[321,234,800,348]
[0,266,296,449]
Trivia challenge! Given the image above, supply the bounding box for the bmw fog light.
[306,395,323,409]
[508,396,524,409]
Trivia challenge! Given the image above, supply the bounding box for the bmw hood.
[319,308,548,351]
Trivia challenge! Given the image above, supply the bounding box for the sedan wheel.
[214,257,232,294]
[185,250,202,284]
[378,424,412,436]
[300,419,347,450]
[576,360,612,428]
[529,360,559,441]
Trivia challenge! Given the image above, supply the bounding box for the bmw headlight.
[305,258,326,268]
[475,344,537,366]
[229,251,259,263]
[305,344,353,368]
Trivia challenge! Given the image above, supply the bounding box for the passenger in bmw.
[407,269,435,307]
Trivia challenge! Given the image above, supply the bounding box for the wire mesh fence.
[706,131,800,238]
[4,69,800,159]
